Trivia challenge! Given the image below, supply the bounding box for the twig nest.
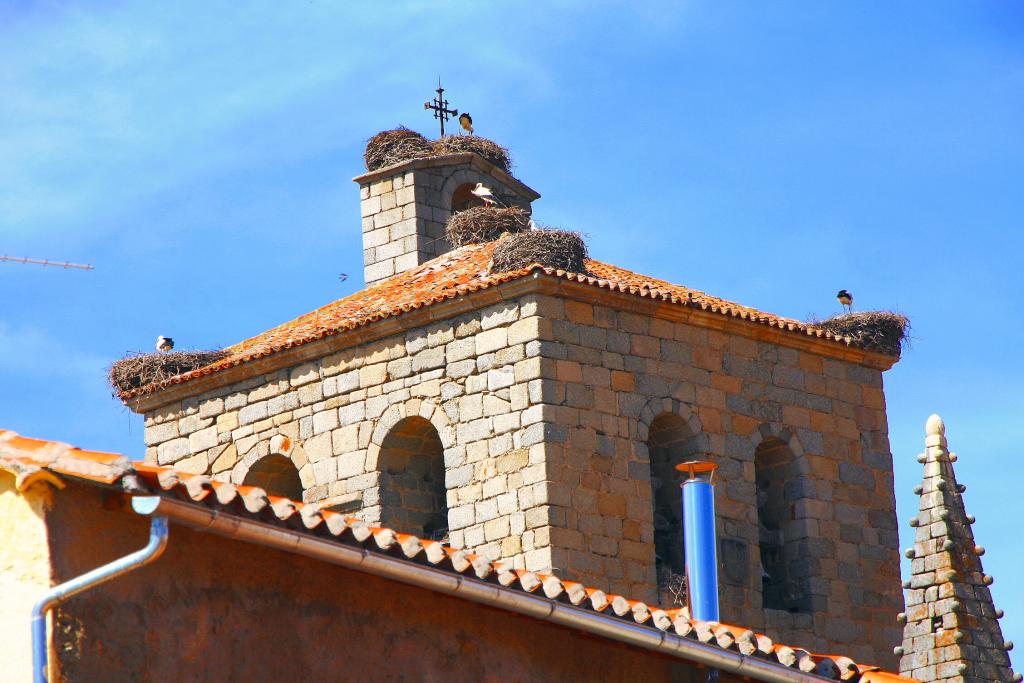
[812,311,910,356]
[446,206,531,247]
[430,135,511,173]
[490,229,589,275]
[363,127,433,172]
[363,129,513,174]
[108,350,228,395]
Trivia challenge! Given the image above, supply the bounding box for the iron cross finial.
[424,77,458,138]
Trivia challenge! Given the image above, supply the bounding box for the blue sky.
[2,0,1021,654]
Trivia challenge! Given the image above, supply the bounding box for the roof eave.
[121,271,545,413]
[351,152,541,202]
[540,275,900,372]
[122,269,898,413]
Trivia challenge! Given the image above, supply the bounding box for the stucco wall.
[0,474,52,683]
[46,483,713,683]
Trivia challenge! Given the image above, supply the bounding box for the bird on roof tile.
[459,112,473,134]
[837,289,853,313]
[156,336,174,352]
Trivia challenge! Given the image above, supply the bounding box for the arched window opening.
[647,413,700,606]
[450,182,487,214]
[243,455,303,501]
[379,416,447,540]
[755,438,805,612]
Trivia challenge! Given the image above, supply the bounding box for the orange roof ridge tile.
[114,243,885,401]
[0,428,131,484]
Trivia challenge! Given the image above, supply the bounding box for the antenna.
[0,255,94,271]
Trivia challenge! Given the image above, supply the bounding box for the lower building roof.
[1,428,913,683]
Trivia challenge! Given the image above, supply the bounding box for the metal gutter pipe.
[133,495,826,683]
[31,500,169,683]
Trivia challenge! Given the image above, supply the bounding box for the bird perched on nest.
[156,336,174,352]
[459,112,474,134]
[837,289,853,313]
[471,183,496,207]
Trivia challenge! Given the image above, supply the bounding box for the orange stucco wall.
[44,482,723,682]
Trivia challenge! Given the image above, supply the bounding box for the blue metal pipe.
[31,505,168,683]
[682,478,719,622]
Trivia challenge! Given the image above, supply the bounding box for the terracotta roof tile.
[118,243,878,399]
[0,428,917,682]
[0,429,130,486]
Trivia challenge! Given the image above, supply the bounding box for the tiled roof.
[118,242,882,400]
[0,429,130,487]
[1,428,912,683]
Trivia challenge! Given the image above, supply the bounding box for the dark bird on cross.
[837,289,853,313]
[459,112,474,134]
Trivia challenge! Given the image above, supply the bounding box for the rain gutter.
[133,495,828,683]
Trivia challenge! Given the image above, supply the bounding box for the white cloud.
[0,1,577,238]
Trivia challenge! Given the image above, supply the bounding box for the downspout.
[31,498,169,683]
[132,495,827,683]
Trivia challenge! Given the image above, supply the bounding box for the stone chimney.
[353,153,540,286]
[898,414,1018,683]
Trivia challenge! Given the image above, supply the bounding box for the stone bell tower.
[353,154,541,285]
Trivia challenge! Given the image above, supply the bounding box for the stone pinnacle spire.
[898,414,1018,683]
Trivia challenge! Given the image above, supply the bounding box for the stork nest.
[363,127,433,172]
[446,206,531,247]
[108,350,228,396]
[489,229,589,275]
[430,135,512,173]
[362,128,512,173]
[812,311,910,356]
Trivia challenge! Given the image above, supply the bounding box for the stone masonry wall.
[144,295,558,574]
[141,285,903,667]
[522,292,903,667]
[359,160,532,285]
